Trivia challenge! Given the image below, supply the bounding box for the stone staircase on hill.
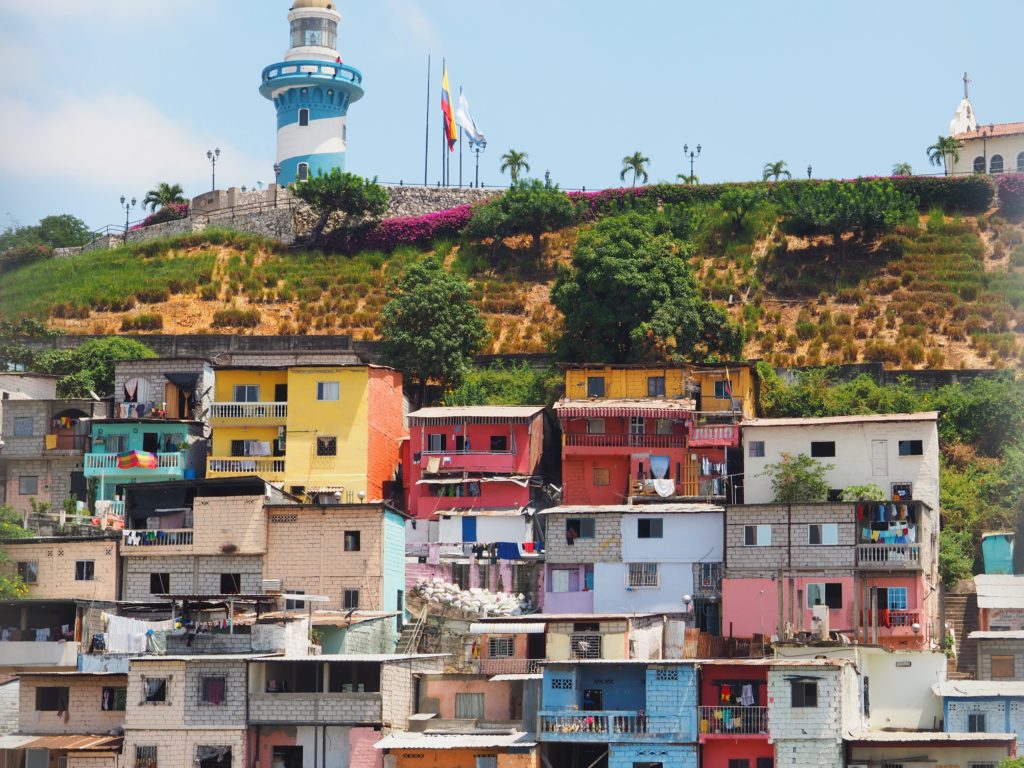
[944,592,979,679]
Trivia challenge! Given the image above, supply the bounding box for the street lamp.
[120,195,136,234]
[807,164,813,179]
[273,163,282,186]
[206,147,221,191]
[683,143,702,182]
[469,139,487,188]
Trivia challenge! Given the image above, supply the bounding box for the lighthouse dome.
[291,0,335,9]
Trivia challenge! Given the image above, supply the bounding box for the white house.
[945,81,1024,175]
[740,412,940,512]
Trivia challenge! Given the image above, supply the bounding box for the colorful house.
[206,365,405,503]
[935,679,1024,753]
[698,661,772,768]
[555,364,752,506]
[375,731,539,768]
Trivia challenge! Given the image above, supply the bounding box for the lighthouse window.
[291,18,338,50]
[299,109,309,127]
[297,163,310,183]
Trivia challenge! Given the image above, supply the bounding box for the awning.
[0,735,124,751]
[164,373,199,393]
[416,477,531,487]
[469,622,546,635]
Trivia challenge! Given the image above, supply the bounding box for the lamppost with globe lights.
[120,195,136,234]
[207,147,221,191]
[469,139,487,188]
[807,164,813,180]
[684,143,701,183]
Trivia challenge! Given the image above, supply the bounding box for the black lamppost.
[683,143,701,182]
[273,163,282,186]
[207,147,221,191]
[807,164,813,179]
[470,139,487,188]
[120,195,136,234]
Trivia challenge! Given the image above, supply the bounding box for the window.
[19,476,38,495]
[75,560,94,581]
[808,523,838,545]
[586,418,605,434]
[628,563,659,588]
[810,441,836,457]
[105,434,128,453]
[566,518,595,543]
[655,419,674,435]
[550,569,571,593]
[343,589,360,609]
[144,678,167,703]
[316,381,339,401]
[455,692,485,719]
[344,530,361,551]
[452,563,470,590]
[297,163,310,182]
[806,582,843,609]
[197,746,232,768]
[136,746,158,768]
[647,376,666,397]
[728,761,751,768]
[637,518,664,539]
[587,377,605,398]
[887,586,908,611]
[1018,152,1024,172]
[316,436,337,456]
[991,655,1015,679]
[150,573,170,595]
[898,440,923,456]
[201,676,226,706]
[990,154,1004,174]
[714,380,731,400]
[101,686,126,711]
[233,385,259,402]
[298,108,309,127]
[592,467,610,486]
[488,637,514,657]
[285,590,305,610]
[974,156,986,174]
[477,758,497,768]
[629,416,645,435]
[13,416,33,436]
[35,686,69,711]
[427,433,446,452]
[570,633,602,659]
[744,524,771,546]
[968,712,986,732]
[756,761,774,768]
[489,435,508,452]
[220,573,242,594]
[790,680,818,707]
[748,440,765,458]
[17,561,38,584]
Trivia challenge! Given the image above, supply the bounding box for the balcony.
[259,60,364,100]
[856,544,922,570]
[122,529,193,547]
[420,450,517,474]
[688,424,740,448]
[248,692,382,725]
[539,711,681,742]
[698,706,768,739]
[565,433,687,451]
[209,402,287,422]
[480,658,542,676]
[84,452,184,476]
[207,457,286,482]
[0,640,80,668]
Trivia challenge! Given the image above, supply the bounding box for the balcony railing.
[419,449,518,473]
[45,434,91,453]
[688,424,740,448]
[84,452,183,472]
[480,658,542,676]
[698,706,767,736]
[856,544,921,569]
[540,711,680,741]
[122,529,193,547]
[566,433,686,449]
[210,402,288,420]
[207,457,286,480]
[859,609,921,629]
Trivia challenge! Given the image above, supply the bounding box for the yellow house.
[207,365,405,501]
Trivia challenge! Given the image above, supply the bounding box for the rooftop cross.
[963,71,971,100]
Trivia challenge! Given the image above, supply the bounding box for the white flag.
[455,90,485,145]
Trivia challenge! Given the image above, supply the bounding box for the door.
[462,516,477,543]
[274,383,288,402]
[271,747,301,768]
[396,590,404,633]
[582,688,603,711]
[25,749,48,768]
[871,440,888,476]
[527,633,546,660]
[142,432,160,453]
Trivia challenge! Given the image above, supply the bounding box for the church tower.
[259,0,364,186]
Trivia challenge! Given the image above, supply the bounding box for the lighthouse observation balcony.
[260,60,364,101]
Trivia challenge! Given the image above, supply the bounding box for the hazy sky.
[0,0,1019,230]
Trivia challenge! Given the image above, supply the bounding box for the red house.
[698,661,773,768]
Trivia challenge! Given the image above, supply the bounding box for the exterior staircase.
[397,607,429,654]
[944,592,979,679]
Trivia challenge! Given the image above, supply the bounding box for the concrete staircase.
[396,607,429,654]
[944,592,979,679]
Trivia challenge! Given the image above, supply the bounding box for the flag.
[723,368,734,399]
[441,65,457,151]
[455,89,485,145]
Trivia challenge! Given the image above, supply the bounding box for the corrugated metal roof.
[742,411,939,428]
[258,654,447,663]
[473,613,656,622]
[0,735,125,751]
[933,680,1024,698]
[410,406,545,421]
[555,399,696,419]
[847,728,1016,743]
[469,622,546,635]
[974,574,1024,609]
[969,630,1024,640]
[375,731,536,750]
[490,673,543,681]
[539,503,722,515]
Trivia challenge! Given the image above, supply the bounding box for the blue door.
[462,516,477,542]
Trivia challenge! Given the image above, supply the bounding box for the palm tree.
[762,161,791,182]
[619,152,650,187]
[926,136,962,176]
[499,150,530,184]
[676,173,700,185]
[892,162,914,177]
[143,182,186,212]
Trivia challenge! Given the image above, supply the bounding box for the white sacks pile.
[413,577,530,617]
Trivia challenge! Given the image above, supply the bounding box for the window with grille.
[748,440,765,457]
[316,381,339,401]
[316,436,337,456]
[101,686,126,711]
[991,655,1015,679]
[654,668,678,681]
[628,563,659,588]
[455,692,485,719]
[513,564,533,595]
[887,587,908,611]
[75,560,94,581]
[647,376,666,397]
[699,562,722,588]
[790,680,818,707]
[344,530,361,551]
[35,686,69,711]
[344,589,360,609]
[135,746,157,768]
[13,416,33,436]
[551,678,573,690]
[17,561,38,584]
[990,154,1004,174]
[488,637,514,658]
[570,634,602,659]
[808,523,838,545]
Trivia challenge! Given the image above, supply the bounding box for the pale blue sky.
[0,0,1020,230]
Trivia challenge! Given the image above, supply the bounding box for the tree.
[927,136,962,176]
[762,161,792,182]
[620,152,651,187]
[759,453,833,502]
[0,214,91,251]
[379,258,489,406]
[499,150,531,184]
[142,183,187,212]
[34,337,156,397]
[780,179,915,248]
[0,319,62,372]
[891,162,914,177]
[293,169,389,245]
[676,174,700,185]
[718,187,765,233]
[0,505,31,599]
[551,213,744,363]
[466,178,576,262]
[997,758,1024,768]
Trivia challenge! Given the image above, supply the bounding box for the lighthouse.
[259,0,364,186]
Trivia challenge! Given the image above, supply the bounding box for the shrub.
[996,173,1024,216]
[891,174,995,214]
[780,179,915,246]
[0,244,53,273]
[136,203,188,229]
[134,286,170,303]
[327,204,476,253]
[211,307,260,328]
[120,313,164,331]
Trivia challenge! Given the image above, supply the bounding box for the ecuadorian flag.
[441,65,457,152]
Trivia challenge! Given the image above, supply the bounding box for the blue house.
[538,660,698,768]
[935,680,1024,752]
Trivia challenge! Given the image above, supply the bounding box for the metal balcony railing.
[856,544,921,569]
[565,433,687,449]
[210,402,288,420]
[85,452,183,471]
[122,529,193,547]
[207,457,286,478]
[698,706,767,736]
[540,711,674,737]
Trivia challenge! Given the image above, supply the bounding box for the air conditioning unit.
[811,604,830,640]
[261,579,282,593]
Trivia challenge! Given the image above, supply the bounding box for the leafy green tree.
[0,505,31,599]
[551,213,743,363]
[466,179,576,262]
[379,258,488,406]
[927,136,962,176]
[760,453,834,502]
[0,319,62,372]
[840,484,887,502]
[0,214,91,251]
[998,755,1024,768]
[762,161,792,181]
[34,337,156,397]
[499,150,530,184]
[442,362,562,406]
[142,183,187,212]
[293,169,389,245]
[620,152,651,187]
[780,179,915,248]
[718,187,765,233]
[891,162,914,176]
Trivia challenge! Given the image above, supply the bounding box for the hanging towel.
[496,542,520,560]
[653,479,676,498]
[738,684,755,707]
[426,457,441,473]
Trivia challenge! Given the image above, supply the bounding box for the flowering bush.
[326,204,475,253]
[0,244,53,273]
[996,173,1024,215]
[138,203,189,229]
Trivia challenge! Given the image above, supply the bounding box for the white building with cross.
[946,73,1024,176]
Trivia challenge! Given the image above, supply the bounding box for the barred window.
[551,678,574,690]
[628,562,659,588]
[488,637,514,658]
[654,668,678,681]
[135,746,157,768]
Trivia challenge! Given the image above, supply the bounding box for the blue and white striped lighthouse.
[259,0,364,186]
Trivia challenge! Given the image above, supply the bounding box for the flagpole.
[458,87,463,188]
[424,54,430,187]
[441,57,446,186]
